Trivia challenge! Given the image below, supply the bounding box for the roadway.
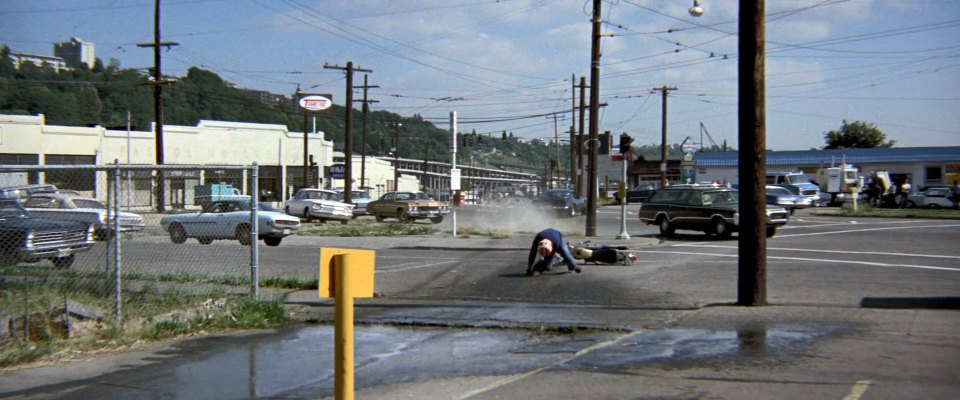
[4,206,959,399]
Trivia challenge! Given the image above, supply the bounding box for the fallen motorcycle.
[569,241,638,265]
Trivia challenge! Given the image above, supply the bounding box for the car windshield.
[785,174,808,184]
[415,192,433,200]
[542,190,570,199]
[73,199,105,209]
[702,190,738,205]
[0,200,28,218]
[257,202,278,212]
[352,191,370,199]
[767,187,791,195]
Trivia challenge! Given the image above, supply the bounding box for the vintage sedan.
[613,184,655,205]
[334,189,373,216]
[367,191,450,223]
[906,186,958,209]
[638,185,789,239]
[160,199,300,246]
[0,199,95,268]
[284,188,355,223]
[23,192,146,240]
[765,185,813,214]
[533,189,586,217]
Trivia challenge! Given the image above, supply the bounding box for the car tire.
[169,223,187,244]
[302,208,312,222]
[263,237,282,246]
[712,218,732,240]
[375,213,384,222]
[339,219,349,225]
[399,211,412,223]
[429,216,444,224]
[236,224,252,246]
[50,254,75,269]
[766,227,777,238]
[658,216,674,237]
[198,237,214,245]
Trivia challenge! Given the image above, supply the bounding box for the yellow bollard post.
[334,253,355,400]
[319,248,375,400]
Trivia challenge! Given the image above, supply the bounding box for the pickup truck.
[0,199,95,268]
[23,193,146,240]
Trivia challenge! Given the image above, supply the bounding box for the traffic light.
[619,132,634,154]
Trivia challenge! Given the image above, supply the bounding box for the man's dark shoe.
[525,270,533,277]
[571,266,582,274]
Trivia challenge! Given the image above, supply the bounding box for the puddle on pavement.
[44,324,829,399]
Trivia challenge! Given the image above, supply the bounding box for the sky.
[1,0,958,151]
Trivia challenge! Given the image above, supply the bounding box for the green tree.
[823,120,895,149]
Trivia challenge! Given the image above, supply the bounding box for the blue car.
[533,189,586,217]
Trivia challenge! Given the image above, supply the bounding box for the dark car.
[614,184,655,205]
[0,198,95,268]
[533,189,586,217]
[638,185,790,239]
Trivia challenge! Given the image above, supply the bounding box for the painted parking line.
[673,244,960,260]
[629,249,960,272]
[842,380,871,400]
[775,223,960,238]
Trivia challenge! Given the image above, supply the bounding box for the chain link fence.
[0,163,278,343]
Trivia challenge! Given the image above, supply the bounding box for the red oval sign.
[299,95,333,111]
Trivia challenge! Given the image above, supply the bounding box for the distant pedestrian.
[898,178,912,208]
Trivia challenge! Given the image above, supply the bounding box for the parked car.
[160,199,301,246]
[638,185,790,239]
[906,186,958,209]
[0,184,72,204]
[613,184,655,205]
[367,191,450,223]
[0,198,95,268]
[765,185,813,214]
[23,192,146,240]
[533,189,586,217]
[334,189,373,216]
[284,188,355,223]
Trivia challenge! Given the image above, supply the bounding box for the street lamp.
[689,0,704,17]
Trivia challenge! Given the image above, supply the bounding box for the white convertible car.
[160,199,300,246]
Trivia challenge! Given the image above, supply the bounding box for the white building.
[0,113,367,206]
[54,37,95,69]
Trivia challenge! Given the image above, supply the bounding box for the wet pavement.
[0,323,838,400]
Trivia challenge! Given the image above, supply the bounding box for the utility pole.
[738,0,767,306]
[653,85,677,189]
[577,77,587,198]
[569,74,577,191]
[324,62,372,205]
[137,0,177,212]
[552,113,561,185]
[294,86,309,189]
[354,75,379,193]
[393,116,401,191]
[586,0,602,237]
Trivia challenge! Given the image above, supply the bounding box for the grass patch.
[297,218,440,236]
[0,294,290,367]
[452,225,515,239]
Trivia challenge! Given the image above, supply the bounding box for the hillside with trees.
[0,45,572,173]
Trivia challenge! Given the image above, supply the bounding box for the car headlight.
[409,206,418,212]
